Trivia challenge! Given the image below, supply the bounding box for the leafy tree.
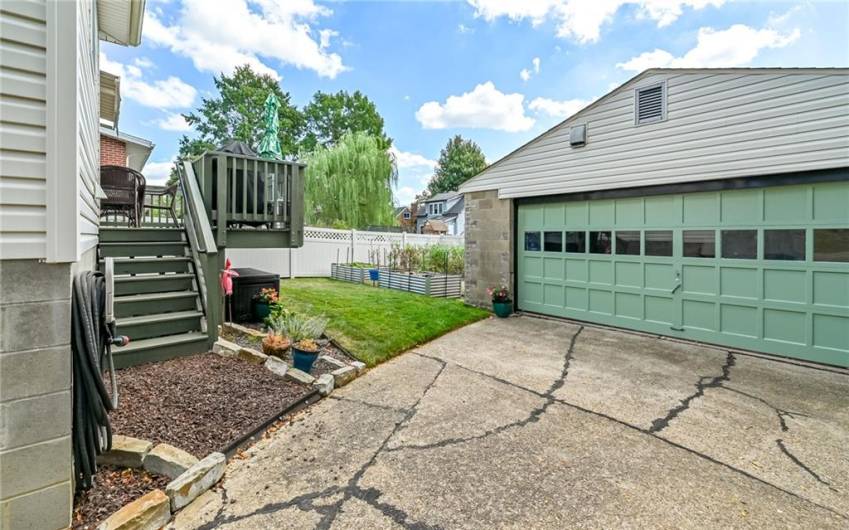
[304,132,397,229]
[302,90,391,152]
[177,65,303,163]
[427,135,487,195]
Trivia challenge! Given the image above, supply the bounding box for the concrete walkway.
[172,316,849,529]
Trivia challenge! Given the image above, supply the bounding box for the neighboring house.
[0,2,144,529]
[460,68,849,368]
[100,125,154,171]
[416,191,465,235]
[394,205,414,232]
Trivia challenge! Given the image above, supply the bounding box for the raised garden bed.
[330,262,371,284]
[379,269,462,298]
[73,466,169,530]
[109,353,313,458]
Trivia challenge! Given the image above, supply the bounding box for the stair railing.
[177,160,221,348]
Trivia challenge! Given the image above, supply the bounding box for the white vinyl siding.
[462,70,849,199]
[0,1,48,259]
[77,0,99,254]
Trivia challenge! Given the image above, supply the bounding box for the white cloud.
[144,159,176,185]
[468,0,725,43]
[415,82,535,132]
[144,0,347,79]
[156,113,193,132]
[532,57,541,74]
[394,186,418,207]
[100,53,196,108]
[520,68,531,81]
[458,23,474,34]
[390,147,437,170]
[521,56,542,81]
[529,97,593,119]
[617,24,800,71]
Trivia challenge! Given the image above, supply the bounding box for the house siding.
[0,0,48,259]
[462,71,849,199]
[77,0,99,254]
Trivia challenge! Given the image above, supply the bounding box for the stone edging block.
[143,443,199,480]
[96,488,170,530]
[97,435,153,468]
[165,452,226,511]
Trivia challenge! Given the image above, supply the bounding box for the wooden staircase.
[100,227,207,368]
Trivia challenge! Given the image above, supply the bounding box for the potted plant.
[488,284,512,318]
[278,313,329,373]
[252,288,278,322]
[262,309,292,357]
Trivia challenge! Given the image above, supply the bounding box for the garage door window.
[765,229,806,261]
[544,231,563,252]
[524,232,541,251]
[565,231,586,253]
[615,231,640,255]
[722,230,757,259]
[589,231,612,254]
[645,230,672,256]
[814,229,849,262]
[684,230,715,258]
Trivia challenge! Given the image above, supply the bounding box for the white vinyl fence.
[227,226,463,278]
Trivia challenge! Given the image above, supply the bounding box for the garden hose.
[71,271,127,491]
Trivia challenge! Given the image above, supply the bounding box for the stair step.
[100,227,184,243]
[117,310,204,341]
[100,241,186,258]
[102,256,192,275]
[114,291,199,318]
[112,332,208,369]
[114,273,195,295]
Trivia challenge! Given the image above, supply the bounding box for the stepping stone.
[265,356,289,377]
[166,452,226,511]
[96,488,170,530]
[331,366,357,387]
[97,435,153,468]
[238,347,268,365]
[314,373,335,396]
[144,443,199,480]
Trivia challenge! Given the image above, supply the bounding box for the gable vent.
[636,84,665,124]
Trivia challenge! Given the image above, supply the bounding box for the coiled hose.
[71,271,120,491]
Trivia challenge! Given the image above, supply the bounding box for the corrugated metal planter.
[379,270,462,298]
[330,263,369,283]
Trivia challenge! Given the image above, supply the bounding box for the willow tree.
[304,132,398,229]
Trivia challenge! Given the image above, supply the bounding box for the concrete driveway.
[172,316,849,529]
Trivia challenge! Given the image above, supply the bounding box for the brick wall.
[100,135,126,166]
[463,190,513,308]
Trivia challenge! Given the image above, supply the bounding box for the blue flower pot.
[292,345,319,373]
[492,301,512,318]
[252,301,271,322]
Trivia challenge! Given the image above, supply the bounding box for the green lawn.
[278,278,490,366]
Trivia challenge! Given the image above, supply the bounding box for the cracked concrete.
[172,316,849,529]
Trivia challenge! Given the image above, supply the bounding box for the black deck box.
[229,268,280,323]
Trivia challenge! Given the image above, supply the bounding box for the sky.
[102,0,849,204]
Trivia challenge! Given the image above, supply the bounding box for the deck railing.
[191,151,304,246]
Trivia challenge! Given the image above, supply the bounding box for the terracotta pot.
[262,335,291,357]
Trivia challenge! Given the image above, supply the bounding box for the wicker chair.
[100,165,146,227]
[143,184,179,225]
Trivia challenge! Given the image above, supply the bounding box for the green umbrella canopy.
[257,93,283,160]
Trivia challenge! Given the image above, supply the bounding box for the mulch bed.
[109,353,312,458]
[73,466,169,530]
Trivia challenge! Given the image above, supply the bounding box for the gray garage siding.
[461,69,849,199]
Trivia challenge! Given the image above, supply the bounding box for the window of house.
[721,230,757,259]
[764,229,805,261]
[589,231,612,254]
[565,231,586,253]
[544,231,563,252]
[635,83,666,125]
[683,230,715,258]
[645,231,673,256]
[403,211,411,220]
[615,231,640,255]
[524,232,541,251]
[814,229,849,262]
[428,202,444,215]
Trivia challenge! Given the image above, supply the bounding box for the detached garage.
[461,68,849,367]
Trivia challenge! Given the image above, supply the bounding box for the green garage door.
[517,180,849,367]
